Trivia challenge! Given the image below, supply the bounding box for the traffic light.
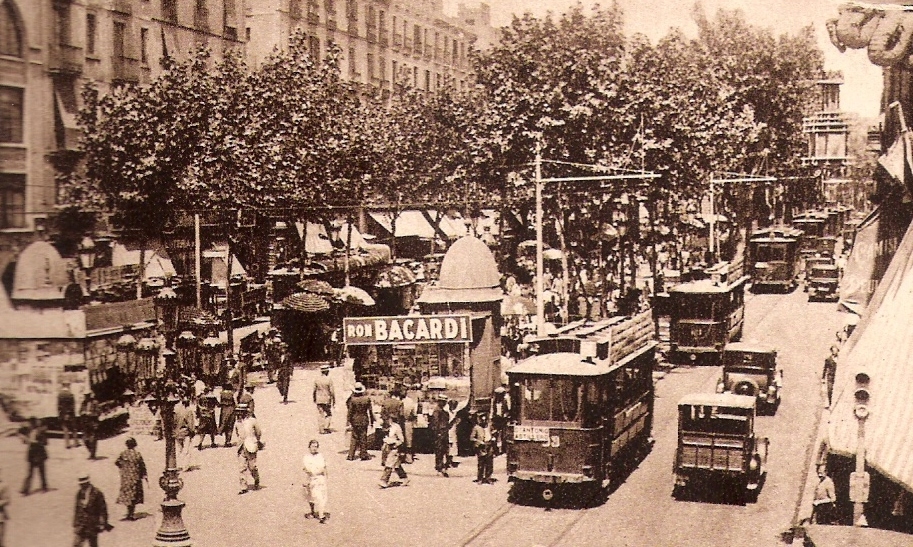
[853,370,871,420]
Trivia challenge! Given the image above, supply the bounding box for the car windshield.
[812,268,839,279]
[725,365,768,375]
[680,405,751,436]
[723,352,774,369]
[519,377,585,425]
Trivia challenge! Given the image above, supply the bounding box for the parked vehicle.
[673,393,769,503]
[715,343,782,415]
[747,227,802,293]
[667,274,748,365]
[506,314,656,505]
[808,263,840,302]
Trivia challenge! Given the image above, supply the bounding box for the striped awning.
[828,218,913,492]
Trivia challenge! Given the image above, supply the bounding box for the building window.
[86,14,97,55]
[224,0,238,38]
[140,28,149,64]
[346,0,357,21]
[309,35,320,59]
[379,55,386,83]
[290,0,302,19]
[325,0,335,15]
[412,66,417,87]
[366,5,376,42]
[113,21,126,60]
[246,27,251,42]
[54,2,72,46]
[348,45,356,76]
[367,52,374,80]
[413,25,420,52]
[162,0,178,24]
[0,86,24,143]
[424,69,430,91]
[195,0,209,31]
[0,174,25,229]
[0,1,22,57]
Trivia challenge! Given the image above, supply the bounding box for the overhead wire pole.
[709,174,778,263]
[532,150,660,336]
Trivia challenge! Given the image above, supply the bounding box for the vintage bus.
[792,214,825,258]
[668,275,748,365]
[506,312,656,505]
[747,227,802,292]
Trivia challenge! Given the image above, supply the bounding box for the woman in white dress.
[302,439,329,523]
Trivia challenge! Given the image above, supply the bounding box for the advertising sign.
[343,314,472,345]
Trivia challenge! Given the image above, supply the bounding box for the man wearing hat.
[195,388,218,450]
[58,382,79,449]
[470,412,495,484]
[490,385,511,456]
[238,384,256,416]
[73,473,111,546]
[80,393,100,460]
[430,396,451,477]
[218,383,237,447]
[234,403,262,494]
[313,365,335,433]
[346,383,373,461]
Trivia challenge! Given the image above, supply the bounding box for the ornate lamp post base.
[153,498,192,547]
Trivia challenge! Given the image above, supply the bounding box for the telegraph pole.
[535,142,545,336]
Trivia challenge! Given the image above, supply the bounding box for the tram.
[792,214,826,258]
[668,274,748,365]
[505,313,656,504]
[747,227,802,292]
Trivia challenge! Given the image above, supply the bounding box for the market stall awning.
[374,264,417,288]
[368,210,468,239]
[839,207,880,310]
[112,242,177,282]
[279,292,331,313]
[0,309,86,339]
[296,222,335,255]
[828,217,913,492]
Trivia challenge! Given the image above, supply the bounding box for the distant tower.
[802,73,851,205]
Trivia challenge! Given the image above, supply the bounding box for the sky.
[445,0,883,119]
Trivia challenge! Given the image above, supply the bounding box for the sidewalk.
[6,363,507,547]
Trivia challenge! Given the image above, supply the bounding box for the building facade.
[0,0,246,275]
[245,0,490,93]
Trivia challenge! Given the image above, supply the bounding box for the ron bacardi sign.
[343,314,473,345]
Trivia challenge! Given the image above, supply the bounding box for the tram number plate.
[514,426,550,442]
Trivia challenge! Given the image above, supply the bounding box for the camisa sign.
[343,315,473,345]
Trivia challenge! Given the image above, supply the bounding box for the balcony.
[112,56,140,84]
[48,44,84,75]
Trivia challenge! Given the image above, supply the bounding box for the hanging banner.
[344,314,472,345]
[839,208,881,308]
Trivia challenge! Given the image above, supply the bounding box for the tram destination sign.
[343,314,473,345]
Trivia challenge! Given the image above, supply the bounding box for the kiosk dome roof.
[438,236,500,290]
[12,241,69,301]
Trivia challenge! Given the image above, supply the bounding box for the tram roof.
[678,393,756,409]
[668,275,749,294]
[507,352,611,376]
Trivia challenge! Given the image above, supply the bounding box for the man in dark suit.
[58,382,79,449]
[430,396,451,477]
[346,383,374,461]
[73,474,111,547]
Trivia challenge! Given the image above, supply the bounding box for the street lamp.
[135,337,160,388]
[155,286,180,349]
[143,383,192,547]
[200,335,225,387]
[175,331,198,380]
[117,331,138,384]
[78,236,96,296]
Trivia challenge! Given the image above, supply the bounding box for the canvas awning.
[838,207,880,310]
[368,210,469,239]
[54,81,80,151]
[828,217,913,492]
[295,222,335,255]
[112,243,177,282]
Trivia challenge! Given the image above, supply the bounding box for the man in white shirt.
[302,439,328,523]
[378,417,409,489]
[234,404,262,494]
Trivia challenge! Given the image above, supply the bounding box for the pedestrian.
[378,416,409,489]
[19,417,48,495]
[822,345,839,408]
[302,439,329,523]
[812,466,837,524]
[218,384,237,447]
[174,397,197,471]
[234,404,262,494]
[80,393,100,460]
[313,364,335,433]
[489,386,511,456]
[381,387,405,444]
[238,384,256,416]
[402,388,418,464]
[276,352,293,404]
[195,389,218,450]
[346,383,374,461]
[114,437,147,521]
[58,382,80,449]
[0,468,8,547]
[470,413,495,484]
[191,373,206,403]
[446,399,464,468]
[430,396,451,477]
[73,473,112,547]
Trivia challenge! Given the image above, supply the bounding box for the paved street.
[4,289,843,546]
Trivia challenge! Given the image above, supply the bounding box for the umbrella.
[333,285,375,306]
[296,279,335,296]
[374,265,416,288]
[501,295,535,316]
[281,292,331,313]
[542,248,563,260]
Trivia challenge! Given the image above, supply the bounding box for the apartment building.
[245,0,491,93]
[0,0,245,271]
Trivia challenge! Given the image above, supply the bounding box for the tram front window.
[520,377,585,425]
[756,244,786,263]
[675,296,720,320]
